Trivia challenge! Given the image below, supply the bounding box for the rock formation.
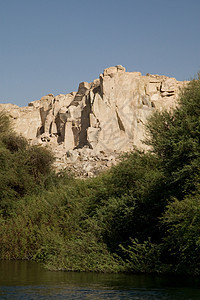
[0,66,187,176]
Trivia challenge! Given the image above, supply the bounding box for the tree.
[145,75,200,199]
[0,112,55,215]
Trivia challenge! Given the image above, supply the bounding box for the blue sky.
[0,0,200,106]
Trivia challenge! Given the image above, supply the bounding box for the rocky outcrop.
[0,66,188,176]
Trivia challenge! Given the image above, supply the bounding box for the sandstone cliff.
[0,66,187,176]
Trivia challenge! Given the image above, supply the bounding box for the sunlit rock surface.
[0,66,188,176]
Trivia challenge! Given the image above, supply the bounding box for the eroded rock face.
[0,66,188,176]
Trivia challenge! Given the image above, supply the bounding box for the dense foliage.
[0,75,200,275]
[0,114,54,216]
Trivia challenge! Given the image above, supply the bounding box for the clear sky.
[0,0,200,106]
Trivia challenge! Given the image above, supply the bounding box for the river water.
[0,261,200,299]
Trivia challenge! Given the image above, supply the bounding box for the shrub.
[161,192,200,275]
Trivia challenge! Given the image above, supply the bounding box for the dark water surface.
[0,261,200,299]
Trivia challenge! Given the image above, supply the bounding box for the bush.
[161,192,200,275]
[2,133,28,152]
[86,151,165,250]
[120,238,162,273]
[0,112,11,137]
[25,145,55,182]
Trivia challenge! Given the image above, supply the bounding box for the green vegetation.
[0,75,200,275]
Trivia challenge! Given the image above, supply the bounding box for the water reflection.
[0,261,200,299]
